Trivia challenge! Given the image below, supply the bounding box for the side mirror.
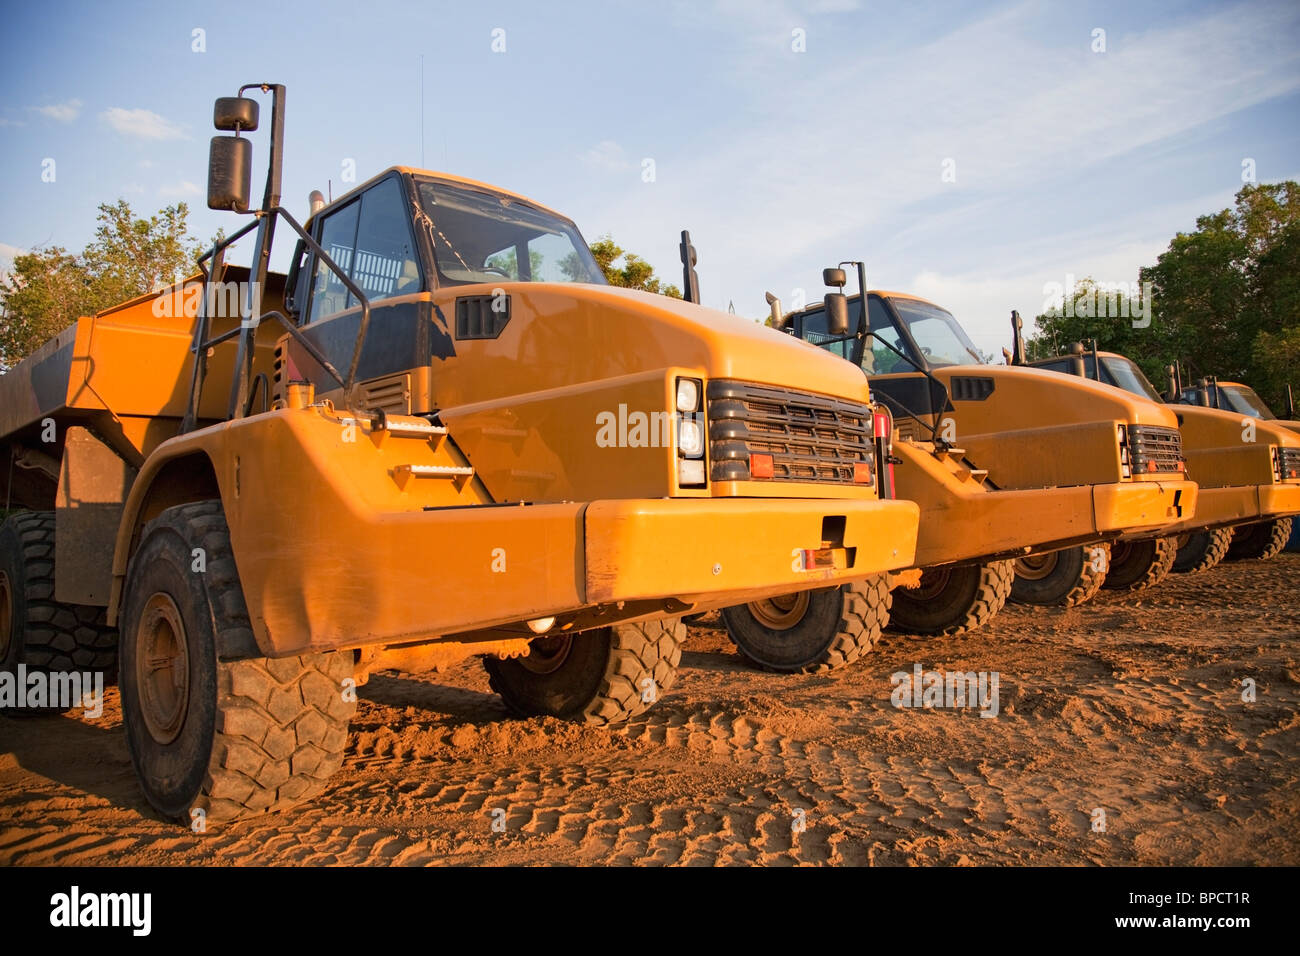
[208,136,252,211]
[825,292,849,335]
[823,267,847,288]
[1067,341,1085,378]
[214,96,259,131]
[765,291,788,330]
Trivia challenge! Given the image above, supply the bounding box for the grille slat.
[706,380,873,484]
[1279,446,1300,480]
[1127,424,1184,474]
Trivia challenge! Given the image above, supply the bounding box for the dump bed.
[0,265,283,464]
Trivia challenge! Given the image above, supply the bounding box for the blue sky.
[2,0,1298,355]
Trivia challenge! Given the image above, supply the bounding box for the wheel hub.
[910,567,954,600]
[747,591,811,630]
[518,633,574,675]
[1014,552,1058,581]
[136,592,190,745]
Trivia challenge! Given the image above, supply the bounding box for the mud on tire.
[1102,536,1177,591]
[485,617,684,726]
[889,560,1013,638]
[0,511,117,681]
[119,501,355,824]
[1010,543,1109,608]
[721,574,891,674]
[1226,517,1293,562]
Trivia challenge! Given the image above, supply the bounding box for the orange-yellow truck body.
[0,180,920,660]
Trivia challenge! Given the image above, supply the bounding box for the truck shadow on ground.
[358,673,508,723]
[0,711,148,814]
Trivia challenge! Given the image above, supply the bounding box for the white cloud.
[0,116,25,128]
[31,99,82,123]
[0,242,26,283]
[579,140,632,172]
[156,181,201,199]
[575,0,1300,335]
[101,107,186,140]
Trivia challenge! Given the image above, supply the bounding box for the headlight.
[678,417,704,458]
[676,378,701,412]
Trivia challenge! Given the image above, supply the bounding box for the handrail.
[804,325,950,447]
[179,204,373,433]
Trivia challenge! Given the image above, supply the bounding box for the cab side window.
[306,177,422,323]
[864,297,910,374]
[350,177,421,302]
[307,200,359,323]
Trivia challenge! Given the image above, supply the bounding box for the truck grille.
[706,380,873,484]
[1278,446,1300,481]
[1127,424,1184,475]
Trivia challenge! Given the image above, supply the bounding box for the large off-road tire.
[1,511,117,716]
[1173,527,1234,573]
[1010,543,1109,608]
[485,617,684,725]
[721,574,891,674]
[888,560,1013,637]
[1102,536,1178,591]
[119,501,355,824]
[0,511,117,671]
[1226,517,1293,561]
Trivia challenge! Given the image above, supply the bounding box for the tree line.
[5,182,1296,414]
[1027,182,1299,411]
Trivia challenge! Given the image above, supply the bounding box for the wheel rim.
[747,591,812,630]
[1014,552,1058,581]
[136,592,190,745]
[0,570,11,660]
[909,567,953,600]
[518,633,574,675]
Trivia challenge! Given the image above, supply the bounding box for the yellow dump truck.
[1174,375,1299,559]
[717,269,1195,672]
[0,84,920,823]
[1028,347,1300,569]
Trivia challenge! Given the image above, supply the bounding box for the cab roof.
[308,165,570,227]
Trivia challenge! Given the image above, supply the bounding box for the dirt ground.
[2,553,1297,867]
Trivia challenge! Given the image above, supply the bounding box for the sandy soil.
[2,554,1297,867]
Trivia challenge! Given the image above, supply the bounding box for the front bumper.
[909,479,1196,567]
[1159,482,1300,535]
[1093,479,1198,534]
[584,497,920,606]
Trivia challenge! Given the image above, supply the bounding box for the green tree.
[1,200,213,368]
[1139,182,1300,406]
[1025,276,1168,383]
[1026,182,1300,409]
[0,247,99,368]
[588,236,682,298]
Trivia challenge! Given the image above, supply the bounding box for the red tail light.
[750,453,774,479]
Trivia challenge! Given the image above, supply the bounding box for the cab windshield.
[1221,385,1275,419]
[416,180,604,287]
[1101,357,1165,402]
[887,298,985,368]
